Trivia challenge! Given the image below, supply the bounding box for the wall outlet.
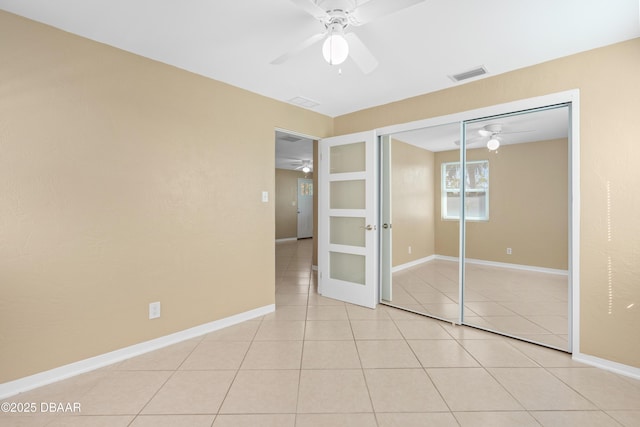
[506,248,512,255]
[149,302,161,319]
[408,246,412,254]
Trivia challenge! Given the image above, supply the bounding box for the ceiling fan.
[271,0,425,74]
[454,123,534,150]
[477,123,534,151]
[290,159,313,173]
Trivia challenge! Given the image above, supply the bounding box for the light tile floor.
[388,259,570,350]
[1,238,639,426]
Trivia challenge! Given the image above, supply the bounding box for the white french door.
[318,131,378,308]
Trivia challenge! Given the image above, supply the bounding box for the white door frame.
[376,90,580,354]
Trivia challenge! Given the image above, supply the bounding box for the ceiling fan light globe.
[302,166,311,173]
[487,138,500,151]
[322,34,349,65]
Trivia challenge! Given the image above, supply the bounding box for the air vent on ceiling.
[449,66,489,82]
[288,96,320,108]
[280,135,301,142]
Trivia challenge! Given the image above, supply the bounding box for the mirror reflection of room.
[381,106,570,351]
[380,122,460,323]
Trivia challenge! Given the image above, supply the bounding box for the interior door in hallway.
[318,131,378,309]
[297,178,313,238]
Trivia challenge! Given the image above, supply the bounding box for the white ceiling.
[1,0,638,119]
[275,131,314,170]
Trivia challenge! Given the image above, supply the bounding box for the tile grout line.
[349,312,380,426]
[293,240,313,421]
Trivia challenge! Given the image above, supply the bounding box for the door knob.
[362,224,375,231]
[383,223,391,229]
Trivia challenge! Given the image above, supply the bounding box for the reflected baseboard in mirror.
[381,258,569,351]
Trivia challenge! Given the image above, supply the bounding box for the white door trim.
[376,89,580,354]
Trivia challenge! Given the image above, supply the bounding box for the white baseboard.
[275,238,297,243]
[0,304,275,399]
[461,256,568,276]
[572,352,640,380]
[391,254,567,276]
[391,255,436,273]
[433,255,459,263]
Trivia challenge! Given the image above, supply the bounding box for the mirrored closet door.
[462,105,571,351]
[380,122,461,323]
[379,103,572,352]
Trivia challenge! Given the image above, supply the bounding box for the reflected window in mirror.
[441,160,489,221]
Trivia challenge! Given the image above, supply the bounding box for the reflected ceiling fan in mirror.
[283,158,313,173]
[271,0,425,74]
[453,123,535,151]
[477,123,534,151]
[296,160,313,173]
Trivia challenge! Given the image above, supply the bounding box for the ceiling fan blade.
[345,32,378,74]
[270,32,326,65]
[289,0,330,21]
[455,137,483,146]
[350,0,425,25]
[500,129,536,135]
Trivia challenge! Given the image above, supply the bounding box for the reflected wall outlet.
[506,248,512,255]
[149,302,161,319]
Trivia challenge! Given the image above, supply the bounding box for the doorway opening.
[275,129,320,269]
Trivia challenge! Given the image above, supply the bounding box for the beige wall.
[335,38,640,368]
[434,139,568,270]
[391,139,435,266]
[0,12,333,383]
[1,9,638,385]
[275,169,312,240]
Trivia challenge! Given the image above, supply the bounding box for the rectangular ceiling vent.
[288,96,320,108]
[280,135,301,142]
[449,66,489,82]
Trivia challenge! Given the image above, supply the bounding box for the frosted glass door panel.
[330,180,365,209]
[319,130,377,308]
[330,217,366,247]
[330,252,366,285]
[330,142,365,173]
